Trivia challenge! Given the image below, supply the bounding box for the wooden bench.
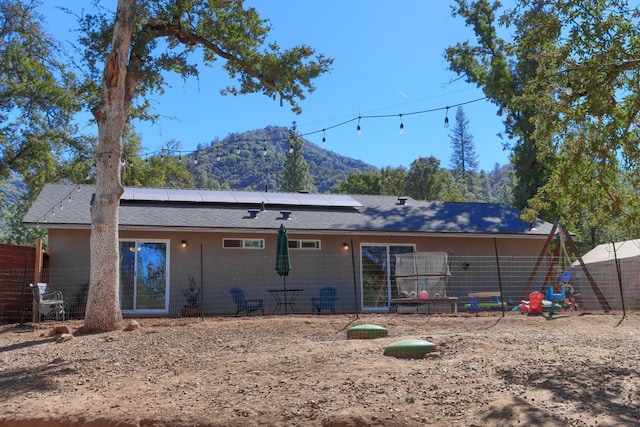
[390,297,458,313]
[465,292,506,311]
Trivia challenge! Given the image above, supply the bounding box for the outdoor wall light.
[181,240,188,248]
[343,242,350,250]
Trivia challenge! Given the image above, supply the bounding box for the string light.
[216,151,221,162]
[288,144,294,154]
[137,96,489,164]
[135,58,640,163]
[35,185,82,225]
[565,80,573,96]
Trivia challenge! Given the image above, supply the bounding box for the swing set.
[521,221,612,313]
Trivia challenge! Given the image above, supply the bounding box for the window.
[223,238,265,249]
[288,239,321,250]
[119,240,169,314]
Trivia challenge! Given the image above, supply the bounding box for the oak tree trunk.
[84,0,136,332]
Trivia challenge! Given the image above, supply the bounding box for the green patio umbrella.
[275,223,292,313]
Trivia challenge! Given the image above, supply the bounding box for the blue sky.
[42,1,512,172]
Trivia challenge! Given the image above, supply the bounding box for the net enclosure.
[394,252,451,298]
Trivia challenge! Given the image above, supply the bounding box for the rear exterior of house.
[23,184,555,317]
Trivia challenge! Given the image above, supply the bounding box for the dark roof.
[23,184,554,237]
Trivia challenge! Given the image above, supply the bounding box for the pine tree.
[280,124,315,193]
[449,106,480,200]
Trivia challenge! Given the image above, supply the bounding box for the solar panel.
[323,194,363,207]
[166,189,203,202]
[263,193,300,205]
[120,187,362,208]
[232,191,266,204]
[200,190,236,203]
[127,188,168,201]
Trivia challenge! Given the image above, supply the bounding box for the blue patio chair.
[229,287,264,316]
[311,286,337,314]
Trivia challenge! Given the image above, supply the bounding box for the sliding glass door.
[361,244,414,311]
[119,240,169,314]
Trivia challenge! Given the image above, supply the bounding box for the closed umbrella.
[275,224,292,313]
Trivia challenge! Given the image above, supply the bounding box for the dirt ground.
[0,312,638,427]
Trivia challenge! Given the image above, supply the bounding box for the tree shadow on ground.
[0,336,55,353]
[488,362,640,425]
[0,361,74,397]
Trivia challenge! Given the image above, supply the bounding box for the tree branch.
[145,19,281,96]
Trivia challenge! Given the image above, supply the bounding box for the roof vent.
[280,210,292,220]
[397,196,408,205]
[248,208,260,218]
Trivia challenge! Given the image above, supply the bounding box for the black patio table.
[268,288,303,314]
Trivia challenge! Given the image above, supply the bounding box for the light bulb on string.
[565,81,573,96]
[321,130,326,146]
[399,114,404,134]
[356,117,362,136]
[216,151,221,162]
[236,145,241,155]
[193,154,198,165]
[288,144,294,154]
[263,145,267,156]
[444,107,450,128]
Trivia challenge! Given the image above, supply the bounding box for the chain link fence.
[1,253,636,324]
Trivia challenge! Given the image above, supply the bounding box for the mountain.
[189,126,377,193]
[0,177,27,206]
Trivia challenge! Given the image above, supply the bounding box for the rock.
[123,320,140,331]
[57,333,73,343]
[48,325,71,336]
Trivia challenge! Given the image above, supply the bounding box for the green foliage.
[0,181,47,245]
[76,0,333,118]
[0,0,87,191]
[190,126,375,193]
[380,166,408,196]
[449,106,479,178]
[446,0,548,212]
[121,131,194,189]
[280,125,315,193]
[405,156,452,201]
[332,170,383,195]
[182,275,199,306]
[447,0,640,243]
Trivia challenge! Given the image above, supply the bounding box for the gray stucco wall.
[44,229,547,316]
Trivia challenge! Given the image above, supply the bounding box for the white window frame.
[288,239,321,250]
[118,238,170,315]
[223,238,265,249]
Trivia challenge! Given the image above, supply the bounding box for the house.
[23,184,555,316]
